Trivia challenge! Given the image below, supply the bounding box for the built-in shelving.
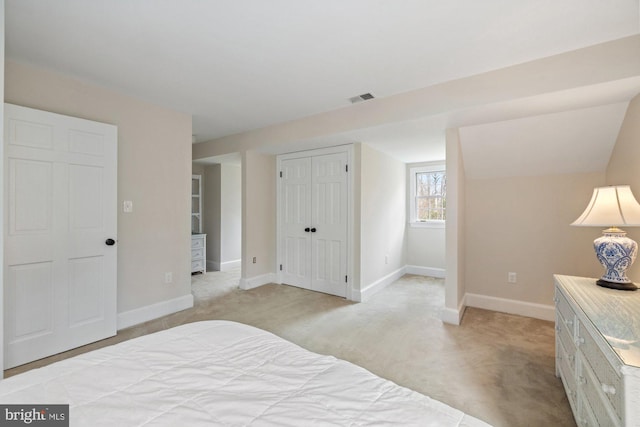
[192,174,202,234]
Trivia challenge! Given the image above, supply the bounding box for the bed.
[0,320,490,426]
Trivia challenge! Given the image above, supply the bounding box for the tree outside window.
[409,164,446,226]
[415,171,446,221]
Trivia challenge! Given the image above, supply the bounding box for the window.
[409,164,446,227]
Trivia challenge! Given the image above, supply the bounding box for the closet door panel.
[280,157,312,289]
[310,153,348,297]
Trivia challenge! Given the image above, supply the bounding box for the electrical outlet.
[508,272,517,283]
[165,272,173,284]
[123,200,133,213]
[252,257,257,264]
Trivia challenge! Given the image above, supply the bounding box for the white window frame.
[409,163,446,229]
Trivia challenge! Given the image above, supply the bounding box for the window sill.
[409,221,445,229]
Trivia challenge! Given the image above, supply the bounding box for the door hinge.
[345,164,348,172]
[279,171,283,178]
[280,264,283,271]
[345,275,348,283]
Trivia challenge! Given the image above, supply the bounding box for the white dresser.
[191,234,206,274]
[555,275,640,427]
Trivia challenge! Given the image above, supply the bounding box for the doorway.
[192,154,242,278]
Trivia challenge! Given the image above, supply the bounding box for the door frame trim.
[275,144,354,300]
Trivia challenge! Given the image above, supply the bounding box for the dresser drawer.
[191,236,205,249]
[191,259,205,272]
[579,356,621,427]
[557,337,578,414]
[577,320,623,423]
[556,290,576,333]
[191,247,204,260]
[578,393,600,427]
[557,316,576,369]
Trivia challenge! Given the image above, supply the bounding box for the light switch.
[123,200,133,213]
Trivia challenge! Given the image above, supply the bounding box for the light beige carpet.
[6,269,574,427]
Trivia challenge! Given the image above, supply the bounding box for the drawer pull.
[555,325,561,332]
[575,337,585,346]
[601,383,616,395]
[579,376,586,385]
[553,297,559,304]
[566,319,573,327]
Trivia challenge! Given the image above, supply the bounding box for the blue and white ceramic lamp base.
[594,228,638,291]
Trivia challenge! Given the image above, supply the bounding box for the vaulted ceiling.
[6,1,640,176]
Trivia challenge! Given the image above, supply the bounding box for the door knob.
[311,228,317,233]
[105,238,116,246]
[304,227,310,232]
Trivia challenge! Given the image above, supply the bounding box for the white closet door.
[310,153,347,297]
[280,157,312,289]
[4,104,118,369]
[279,150,348,298]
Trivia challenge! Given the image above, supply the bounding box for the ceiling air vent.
[349,93,375,104]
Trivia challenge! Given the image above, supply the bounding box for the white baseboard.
[239,272,276,290]
[465,293,555,321]
[117,293,194,330]
[220,259,241,271]
[441,307,462,325]
[207,259,242,271]
[441,294,466,325]
[351,265,445,302]
[355,267,406,302]
[405,265,445,278]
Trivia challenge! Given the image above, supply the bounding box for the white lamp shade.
[572,185,640,227]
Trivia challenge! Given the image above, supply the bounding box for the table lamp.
[571,185,640,291]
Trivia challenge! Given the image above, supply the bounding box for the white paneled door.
[281,157,312,290]
[4,104,117,369]
[280,151,348,297]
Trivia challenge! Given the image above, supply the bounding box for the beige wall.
[192,163,205,176]
[359,144,407,288]
[606,93,640,282]
[200,163,241,270]
[445,129,466,323]
[6,60,193,314]
[242,151,276,280]
[221,164,242,264]
[192,161,206,194]
[465,172,605,306]
[203,164,221,266]
[407,228,445,269]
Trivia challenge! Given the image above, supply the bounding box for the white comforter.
[0,321,490,426]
